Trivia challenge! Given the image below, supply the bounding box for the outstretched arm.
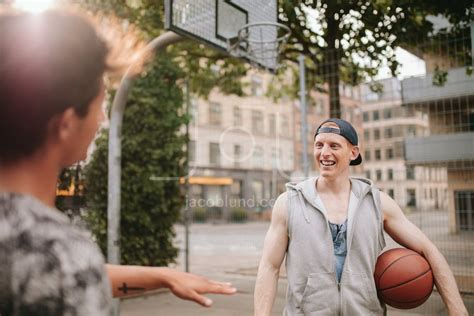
[254,192,289,316]
[106,265,236,307]
[381,191,467,316]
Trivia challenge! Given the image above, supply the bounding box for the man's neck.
[316,173,351,196]
[0,154,60,207]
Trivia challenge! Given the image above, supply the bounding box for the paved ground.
[122,212,474,315]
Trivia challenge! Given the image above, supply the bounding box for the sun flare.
[13,0,55,13]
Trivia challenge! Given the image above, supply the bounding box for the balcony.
[405,132,474,166]
[401,67,474,105]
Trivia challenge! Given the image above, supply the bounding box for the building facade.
[361,77,448,212]
[187,72,294,216]
[402,66,474,232]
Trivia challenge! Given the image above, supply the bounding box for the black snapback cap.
[314,118,362,166]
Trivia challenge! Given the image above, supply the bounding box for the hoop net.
[227,22,290,71]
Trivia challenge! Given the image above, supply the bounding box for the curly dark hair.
[0,9,112,164]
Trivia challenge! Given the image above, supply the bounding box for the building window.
[373,110,380,121]
[231,180,242,198]
[233,106,242,126]
[234,145,241,167]
[252,180,264,202]
[383,108,392,119]
[384,127,392,138]
[188,140,196,163]
[209,142,220,166]
[252,110,264,135]
[386,148,394,159]
[374,129,380,140]
[387,168,393,180]
[406,189,417,207]
[253,146,264,167]
[364,129,370,141]
[388,189,395,199]
[469,112,474,132]
[271,147,278,168]
[406,166,415,180]
[376,169,382,181]
[251,75,263,96]
[375,149,381,160]
[454,191,474,231]
[364,150,371,161]
[363,111,370,122]
[406,125,417,137]
[209,102,221,125]
[394,141,405,158]
[268,114,276,136]
[365,170,371,179]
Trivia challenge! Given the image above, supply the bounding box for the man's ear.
[47,108,78,143]
[351,145,360,160]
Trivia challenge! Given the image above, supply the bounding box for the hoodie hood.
[285,176,375,223]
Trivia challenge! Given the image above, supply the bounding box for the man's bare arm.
[254,192,289,316]
[106,265,236,307]
[381,191,468,316]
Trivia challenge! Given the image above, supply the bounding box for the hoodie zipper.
[337,189,370,316]
[329,188,370,316]
[325,217,342,315]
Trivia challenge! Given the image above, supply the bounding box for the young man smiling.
[0,8,235,315]
[254,118,467,315]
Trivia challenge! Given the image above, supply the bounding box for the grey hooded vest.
[284,177,386,316]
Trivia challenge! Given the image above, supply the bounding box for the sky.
[375,47,426,80]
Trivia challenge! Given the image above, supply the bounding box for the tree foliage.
[278,0,474,117]
[83,55,187,266]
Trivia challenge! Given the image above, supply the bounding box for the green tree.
[278,0,474,117]
[75,0,253,265]
[84,54,187,266]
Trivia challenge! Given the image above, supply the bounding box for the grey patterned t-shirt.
[0,193,112,316]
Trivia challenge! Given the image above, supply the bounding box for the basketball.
[374,248,434,309]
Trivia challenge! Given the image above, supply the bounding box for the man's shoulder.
[270,192,289,224]
[0,191,106,269]
[0,193,104,257]
[0,192,111,315]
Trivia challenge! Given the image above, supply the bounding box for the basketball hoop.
[227,22,291,71]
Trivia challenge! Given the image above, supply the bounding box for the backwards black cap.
[314,118,362,166]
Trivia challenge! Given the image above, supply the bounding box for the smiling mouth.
[320,160,336,166]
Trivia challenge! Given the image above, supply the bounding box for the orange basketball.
[374,248,434,309]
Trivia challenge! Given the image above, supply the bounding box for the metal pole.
[107,31,183,315]
[298,54,309,178]
[184,79,191,273]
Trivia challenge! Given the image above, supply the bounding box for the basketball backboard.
[165,0,284,71]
